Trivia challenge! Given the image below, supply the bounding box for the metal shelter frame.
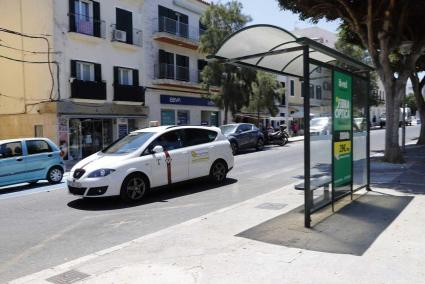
[209,25,374,227]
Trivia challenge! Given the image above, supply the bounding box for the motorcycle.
[263,125,289,146]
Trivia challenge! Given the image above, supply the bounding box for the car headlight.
[88,169,115,178]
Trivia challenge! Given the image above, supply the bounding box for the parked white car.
[67,126,234,202]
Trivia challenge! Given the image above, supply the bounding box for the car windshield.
[310,118,329,127]
[220,125,238,135]
[102,132,154,154]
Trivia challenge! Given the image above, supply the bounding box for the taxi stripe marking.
[164,150,172,185]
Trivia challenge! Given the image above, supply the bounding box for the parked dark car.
[220,123,264,155]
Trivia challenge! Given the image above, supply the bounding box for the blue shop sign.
[160,95,215,107]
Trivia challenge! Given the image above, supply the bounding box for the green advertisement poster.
[333,71,352,188]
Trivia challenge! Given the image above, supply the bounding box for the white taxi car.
[67,126,234,202]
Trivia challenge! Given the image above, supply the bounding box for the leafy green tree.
[199,1,255,124]
[335,26,379,107]
[245,72,284,121]
[277,0,425,163]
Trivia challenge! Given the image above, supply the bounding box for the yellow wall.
[0,113,58,143]
[0,0,55,115]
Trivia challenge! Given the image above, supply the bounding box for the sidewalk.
[12,145,425,284]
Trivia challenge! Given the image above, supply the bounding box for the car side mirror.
[151,145,164,154]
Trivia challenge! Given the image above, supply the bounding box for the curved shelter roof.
[211,25,372,78]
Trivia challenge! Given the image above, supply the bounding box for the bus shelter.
[210,25,373,227]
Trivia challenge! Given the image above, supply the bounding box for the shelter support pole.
[303,45,311,227]
[366,73,371,191]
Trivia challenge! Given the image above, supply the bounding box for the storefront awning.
[209,25,373,78]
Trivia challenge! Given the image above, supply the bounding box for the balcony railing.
[111,24,142,47]
[71,79,106,100]
[157,16,201,42]
[114,84,145,102]
[155,63,190,82]
[69,13,106,38]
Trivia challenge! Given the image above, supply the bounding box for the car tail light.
[59,151,65,157]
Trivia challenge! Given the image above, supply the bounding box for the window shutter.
[180,14,188,24]
[69,0,76,32]
[113,67,119,85]
[133,69,139,86]
[93,1,101,37]
[94,64,101,82]
[70,60,77,78]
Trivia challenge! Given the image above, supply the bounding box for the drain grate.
[46,270,90,284]
[256,202,287,210]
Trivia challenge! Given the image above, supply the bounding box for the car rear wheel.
[120,173,148,203]
[256,138,264,151]
[210,160,228,184]
[230,141,238,155]
[47,167,63,184]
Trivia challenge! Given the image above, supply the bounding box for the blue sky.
[229,0,341,33]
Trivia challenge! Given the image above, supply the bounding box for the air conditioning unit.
[113,29,127,42]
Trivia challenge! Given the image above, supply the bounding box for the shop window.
[161,110,175,125]
[177,110,190,125]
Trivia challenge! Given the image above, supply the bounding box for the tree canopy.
[277,0,425,162]
[199,1,255,124]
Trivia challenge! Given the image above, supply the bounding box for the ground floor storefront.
[59,116,145,161]
[145,89,224,127]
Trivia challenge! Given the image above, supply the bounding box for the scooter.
[263,125,289,146]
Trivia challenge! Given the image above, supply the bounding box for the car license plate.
[68,180,81,188]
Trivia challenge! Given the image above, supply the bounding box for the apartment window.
[316,85,322,100]
[119,68,133,85]
[198,59,208,82]
[301,82,304,97]
[158,5,188,38]
[76,61,94,81]
[76,0,91,21]
[159,49,175,79]
[114,67,139,87]
[115,8,133,44]
[176,54,189,82]
[290,80,295,96]
[71,60,101,82]
[69,0,101,37]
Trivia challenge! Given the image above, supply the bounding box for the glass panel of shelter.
[308,64,333,212]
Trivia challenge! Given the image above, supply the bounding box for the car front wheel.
[120,173,148,203]
[210,160,228,184]
[47,167,63,184]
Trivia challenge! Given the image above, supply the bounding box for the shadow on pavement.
[237,192,413,256]
[0,181,63,195]
[67,178,238,211]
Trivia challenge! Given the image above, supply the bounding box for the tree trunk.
[223,103,229,125]
[382,79,406,163]
[411,74,425,145]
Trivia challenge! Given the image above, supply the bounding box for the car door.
[247,125,258,146]
[148,130,189,186]
[184,129,218,179]
[24,140,54,180]
[0,141,27,186]
[237,124,251,148]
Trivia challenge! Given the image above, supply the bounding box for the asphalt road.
[0,125,420,282]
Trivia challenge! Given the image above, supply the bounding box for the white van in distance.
[67,126,234,202]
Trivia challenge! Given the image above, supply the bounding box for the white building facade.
[0,0,221,163]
